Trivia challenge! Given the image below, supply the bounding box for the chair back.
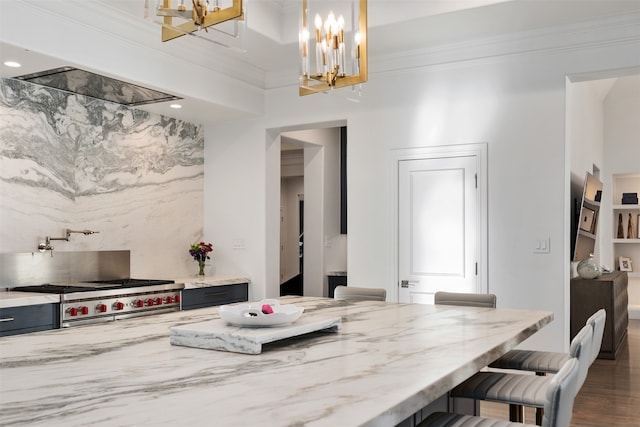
[585,309,606,364]
[333,286,387,301]
[567,322,593,391]
[541,357,580,427]
[434,291,496,308]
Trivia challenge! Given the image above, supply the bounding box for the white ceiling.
[2,0,640,123]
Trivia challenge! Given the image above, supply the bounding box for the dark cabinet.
[570,271,628,359]
[181,283,248,311]
[0,303,59,336]
[328,275,347,298]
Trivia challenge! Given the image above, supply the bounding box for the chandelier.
[147,0,244,42]
[299,0,368,96]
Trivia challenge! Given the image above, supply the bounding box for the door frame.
[389,143,488,302]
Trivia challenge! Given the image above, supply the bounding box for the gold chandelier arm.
[159,0,243,42]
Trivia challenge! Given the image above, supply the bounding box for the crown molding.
[372,10,640,77]
[265,11,640,90]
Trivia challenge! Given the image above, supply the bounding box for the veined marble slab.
[170,315,341,354]
[0,78,205,279]
[0,296,553,427]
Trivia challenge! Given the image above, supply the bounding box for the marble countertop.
[327,271,348,276]
[175,275,251,289]
[0,296,552,427]
[0,290,59,308]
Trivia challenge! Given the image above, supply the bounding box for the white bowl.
[218,299,304,327]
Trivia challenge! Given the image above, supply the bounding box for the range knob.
[135,299,144,308]
[67,307,78,317]
[165,296,174,304]
[155,297,163,305]
[175,294,181,303]
[80,306,89,315]
[113,301,125,311]
[146,298,155,307]
[96,303,108,313]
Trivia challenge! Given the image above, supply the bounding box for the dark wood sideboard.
[570,271,628,359]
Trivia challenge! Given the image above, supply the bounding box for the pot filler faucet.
[38,229,100,254]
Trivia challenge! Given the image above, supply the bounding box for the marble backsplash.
[0,78,205,279]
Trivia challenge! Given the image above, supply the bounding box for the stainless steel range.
[2,250,185,328]
[14,279,185,327]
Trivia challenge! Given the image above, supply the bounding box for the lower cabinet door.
[181,283,249,310]
[0,303,59,336]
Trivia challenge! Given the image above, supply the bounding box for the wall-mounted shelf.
[579,229,597,240]
[613,239,640,244]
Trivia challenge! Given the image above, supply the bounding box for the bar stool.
[333,286,387,301]
[448,323,594,426]
[490,309,606,371]
[488,309,606,423]
[418,357,581,427]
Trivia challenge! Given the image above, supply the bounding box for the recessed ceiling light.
[170,104,182,109]
[4,61,21,68]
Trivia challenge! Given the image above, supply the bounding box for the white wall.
[204,40,640,352]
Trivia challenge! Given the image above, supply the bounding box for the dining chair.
[448,322,594,426]
[333,285,387,301]
[487,309,606,423]
[417,357,581,427]
[434,291,496,308]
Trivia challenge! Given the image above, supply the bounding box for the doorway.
[272,125,347,298]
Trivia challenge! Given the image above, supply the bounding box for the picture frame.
[580,207,596,233]
[619,256,633,272]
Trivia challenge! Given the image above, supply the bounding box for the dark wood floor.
[481,319,640,426]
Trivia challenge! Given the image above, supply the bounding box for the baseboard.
[629,305,640,320]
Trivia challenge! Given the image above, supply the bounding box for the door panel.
[398,155,478,303]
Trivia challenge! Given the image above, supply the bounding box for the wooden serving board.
[169,316,342,354]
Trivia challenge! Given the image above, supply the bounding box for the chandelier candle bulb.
[314,14,323,76]
[299,0,367,96]
[300,29,309,77]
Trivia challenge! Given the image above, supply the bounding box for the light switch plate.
[534,237,550,253]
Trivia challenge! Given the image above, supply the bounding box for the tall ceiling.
[2,0,640,123]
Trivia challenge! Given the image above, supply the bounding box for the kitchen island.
[0,297,552,427]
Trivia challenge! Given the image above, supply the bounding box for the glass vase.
[576,254,602,279]
[198,261,206,276]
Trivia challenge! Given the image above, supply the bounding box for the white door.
[398,155,480,303]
